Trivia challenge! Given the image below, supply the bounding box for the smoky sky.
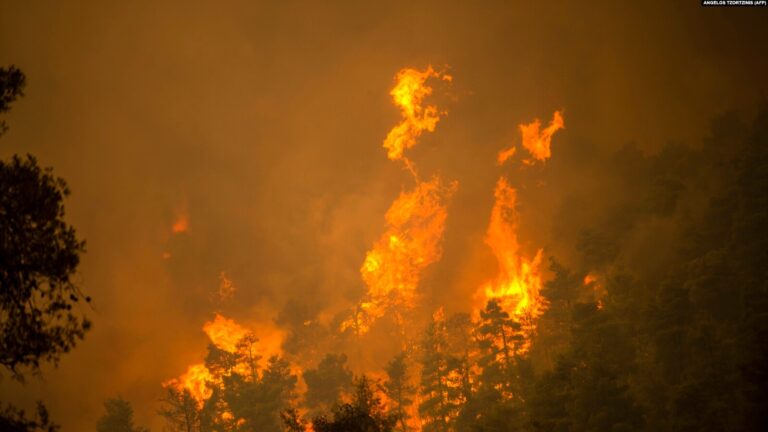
[1,1,767,430]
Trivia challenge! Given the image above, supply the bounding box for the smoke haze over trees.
[1,1,768,431]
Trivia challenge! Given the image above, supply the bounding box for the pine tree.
[303,353,353,413]
[383,352,415,432]
[96,397,148,432]
[418,311,451,432]
[159,387,200,432]
[312,376,397,432]
[225,355,298,432]
[475,300,522,398]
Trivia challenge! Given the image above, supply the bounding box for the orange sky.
[1,1,767,430]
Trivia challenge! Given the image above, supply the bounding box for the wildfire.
[583,272,606,309]
[164,363,215,406]
[478,178,546,352]
[344,178,456,334]
[203,313,250,353]
[519,110,564,163]
[164,313,284,406]
[498,110,564,165]
[344,67,455,335]
[383,66,451,163]
[496,146,516,166]
[171,205,189,234]
[479,110,564,352]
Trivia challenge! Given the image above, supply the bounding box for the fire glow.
[163,313,282,406]
[161,68,565,426]
[343,66,456,335]
[479,110,564,352]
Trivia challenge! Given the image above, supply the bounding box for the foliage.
[303,353,353,411]
[0,403,57,432]
[158,387,200,432]
[96,397,148,432]
[0,65,25,136]
[0,154,90,379]
[383,352,415,432]
[0,65,88,432]
[311,376,397,432]
[151,106,768,432]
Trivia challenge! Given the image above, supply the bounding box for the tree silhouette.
[0,65,90,431]
[0,154,90,378]
[96,397,148,432]
[0,65,25,137]
[383,352,415,432]
[311,376,397,432]
[303,353,353,413]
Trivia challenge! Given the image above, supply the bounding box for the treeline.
[524,106,768,432]
[103,107,768,432]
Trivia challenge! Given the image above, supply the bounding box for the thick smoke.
[1,1,767,430]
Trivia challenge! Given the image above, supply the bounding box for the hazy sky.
[1,1,767,430]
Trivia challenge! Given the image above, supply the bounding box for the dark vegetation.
[2,64,767,431]
[0,66,90,430]
[149,105,767,432]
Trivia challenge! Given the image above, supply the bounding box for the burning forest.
[2,3,768,432]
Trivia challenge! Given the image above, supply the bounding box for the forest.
[2,3,768,431]
[148,102,768,432]
[2,59,767,431]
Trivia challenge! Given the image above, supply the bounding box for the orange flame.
[583,272,606,309]
[497,111,564,166]
[344,178,456,334]
[171,205,189,234]
[519,110,564,164]
[479,111,563,352]
[203,313,250,353]
[496,146,517,166]
[164,314,286,408]
[477,178,547,352]
[344,66,456,335]
[583,273,598,286]
[383,66,451,163]
[164,363,215,406]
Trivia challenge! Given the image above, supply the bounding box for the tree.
[0,65,90,431]
[96,397,148,432]
[280,408,307,432]
[475,300,521,398]
[0,65,25,136]
[456,300,526,432]
[418,311,451,432]
[311,376,397,432]
[158,387,200,432]
[383,352,415,432]
[303,353,353,412]
[0,403,57,432]
[0,153,91,378]
[444,313,475,408]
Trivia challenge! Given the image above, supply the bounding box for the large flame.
[478,178,546,352]
[344,66,455,335]
[164,363,215,407]
[344,178,455,334]
[383,66,451,163]
[164,314,284,407]
[479,111,564,352]
[203,313,249,353]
